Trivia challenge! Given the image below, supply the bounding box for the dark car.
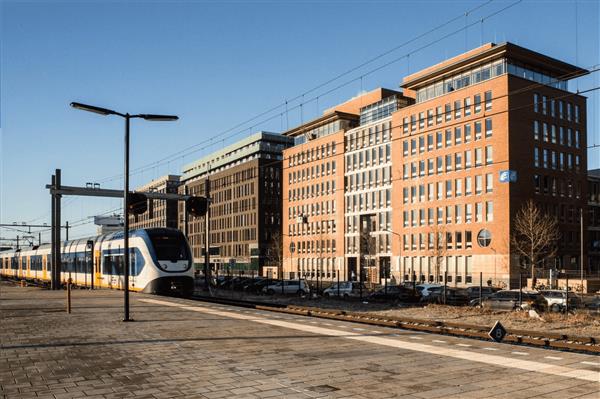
[466,286,501,301]
[423,287,470,306]
[243,278,273,294]
[368,285,420,303]
[480,290,546,311]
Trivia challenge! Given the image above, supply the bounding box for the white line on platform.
[512,352,528,356]
[370,330,381,334]
[409,336,423,340]
[353,327,365,331]
[432,340,447,344]
[581,361,599,366]
[483,347,498,351]
[456,343,472,347]
[140,298,599,383]
[545,356,562,360]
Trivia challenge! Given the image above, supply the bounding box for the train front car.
[140,228,194,297]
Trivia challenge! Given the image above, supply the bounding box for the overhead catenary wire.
[95,0,518,185]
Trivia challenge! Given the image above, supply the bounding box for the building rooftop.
[182,131,293,181]
[401,42,589,90]
[134,174,180,191]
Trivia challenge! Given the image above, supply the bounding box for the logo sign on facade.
[499,170,517,183]
[488,321,507,342]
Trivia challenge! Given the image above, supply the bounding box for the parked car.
[368,285,420,303]
[242,278,272,294]
[423,287,470,306]
[323,281,367,297]
[416,284,443,298]
[479,290,546,311]
[262,280,310,296]
[466,286,501,301]
[585,296,600,314]
[539,290,583,311]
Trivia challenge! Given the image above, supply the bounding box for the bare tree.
[428,224,447,283]
[265,231,283,278]
[511,200,560,288]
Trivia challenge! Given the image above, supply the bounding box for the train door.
[129,248,136,291]
[95,235,105,288]
[42,254,47,280]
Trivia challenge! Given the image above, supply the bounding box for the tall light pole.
[70,102,178,321]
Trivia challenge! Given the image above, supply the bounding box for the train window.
[102,249,144,276]
[147,229,190,262]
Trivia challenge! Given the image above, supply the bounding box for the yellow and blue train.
[0,228,194,296]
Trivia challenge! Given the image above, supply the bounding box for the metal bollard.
[67,277,72,314]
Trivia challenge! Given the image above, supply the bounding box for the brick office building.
[130,175,181,230]
[282,89,413,281]
[179,132,293,274]
[391,42,588,289]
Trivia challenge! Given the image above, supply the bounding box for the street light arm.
[133,114,179,121]
[70,102,125,117]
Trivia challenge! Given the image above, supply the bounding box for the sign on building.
[499,170,517,183]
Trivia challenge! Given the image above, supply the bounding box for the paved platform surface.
[1,281,598,399]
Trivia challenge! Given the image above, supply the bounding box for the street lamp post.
[71,102,178,321]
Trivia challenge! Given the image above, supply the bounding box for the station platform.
[1,281,598,399]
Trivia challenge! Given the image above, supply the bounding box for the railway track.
[4,278,598,355]
[191,294,600,355]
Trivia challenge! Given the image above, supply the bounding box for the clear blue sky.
[1,0,599,243]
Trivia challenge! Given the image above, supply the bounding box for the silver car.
[540,290,582,311]
[262,280,310,296]
[323,281,366,297]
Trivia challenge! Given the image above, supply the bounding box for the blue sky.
[1,0,599,243]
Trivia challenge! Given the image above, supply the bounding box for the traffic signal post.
[46,174,209,316]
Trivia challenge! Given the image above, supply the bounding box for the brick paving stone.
[1,282,599,399]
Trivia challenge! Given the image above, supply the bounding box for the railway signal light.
[128,193,148,215]
[186,196,208,217]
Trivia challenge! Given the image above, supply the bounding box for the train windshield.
[147,229,190,262]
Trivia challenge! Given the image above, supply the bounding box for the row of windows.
[210,167,260,191]
[345,189,391,213]
[345,212,392,234]
[291,239,338,254]
[211,228,256,244]
[288,219,337,237]
[345,144,391,171]
[402,146,493,179]
[345,121,391,151]
[533,121,581,148]
[402,202,494,227]
[346,168,392,192]
[533,175,582,200]
[288,161,337,184]
[288,180,336,202]
[288,141,337,167]
[534,148,581,172]
[289,200,337,220]
[402,118,493,157]
[403,91,492,133]
[415,58,503,103]
[346,234,391,254]
[210,196,257,219]
[533,93,580,123]
[402,255,474,284]
[402,230,483,251]
[403,174,493,204]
